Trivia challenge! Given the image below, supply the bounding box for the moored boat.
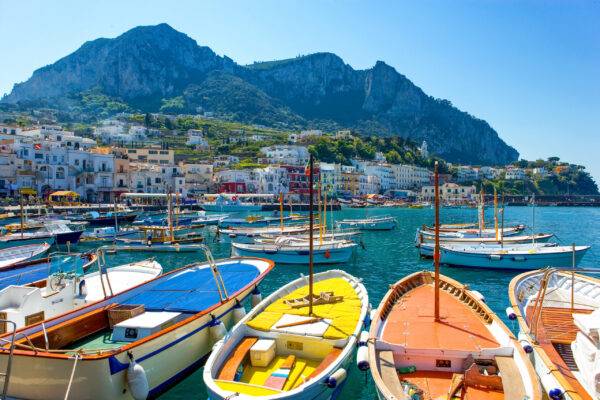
[335,215,397,230]
[509,269,600,399]
[0,242,51,270]
[417,235,555,257]
[216,224,312,243]
[0,250,274,399]
[203,269,369,399]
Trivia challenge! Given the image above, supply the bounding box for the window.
[149,150,158,155]
[155,178,161,183]
[35,153,43,159]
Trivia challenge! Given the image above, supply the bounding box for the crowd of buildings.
[0,122,550,203]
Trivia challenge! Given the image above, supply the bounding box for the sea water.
[88,206,600,399]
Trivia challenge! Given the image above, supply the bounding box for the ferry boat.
[0,250,274,399]
[203,269,369,399]
[509,269,600,399]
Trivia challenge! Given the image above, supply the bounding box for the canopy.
[49,191,79,198]
[120,193,182,198]
[19,188,37,195]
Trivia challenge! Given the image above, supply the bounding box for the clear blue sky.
[1,0,598,180]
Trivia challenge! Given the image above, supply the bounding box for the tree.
[144,113,152,128]
[385,150,401,164]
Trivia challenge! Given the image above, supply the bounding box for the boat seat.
[218,337,258,381]
[573,311,600,342]
[307,347,342,379]
[376,350,404,397]
[463,362,503,391]
[495,355,526,399]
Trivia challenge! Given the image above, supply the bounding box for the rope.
[64,354,80,400]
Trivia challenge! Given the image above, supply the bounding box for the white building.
[299,130,323,140]
[260,145,309,166]
[21,125,96,150]
[359,174,380,195]
[0,125,22,136]
[186,129,210,149]
[532,167,549,177]
[181,163,214,195]
[213,155,240,168]
[419,141,429,158]
[257,166,288,195]
[421,183,476,202]
[505,167,526,180]
[319,162,341,195]
[479,166,500,179]
[457,166,480,183]
[391,164,432,190]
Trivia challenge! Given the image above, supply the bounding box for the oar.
[275,317,323,329]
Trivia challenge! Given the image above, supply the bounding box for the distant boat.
[81,226,139,242]
[231,238,357,264]
[202,195,263,212]
[0,258,162,329]
[439,243,590,270]
[509,269,600,399]
[0,253,273,399]
[71,211,137,227]
[335,215,397,230]
[0,243,51,270]
[112,243,210,253]
[0,232,56,249]
[216,224,312,243]
[419,225,524,239]
[203,269,369,400]
[191,213,229,226]
[219,215,292,228]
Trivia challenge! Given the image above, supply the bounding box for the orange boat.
[366,162,542,400]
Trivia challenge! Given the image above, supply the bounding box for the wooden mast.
[494,188,498,241]
[501,193,505,248]
[308,154,315,316]
[19,192,24,239]
[434,161,440,322]
[279,192,284,233]
[167,192,174,242]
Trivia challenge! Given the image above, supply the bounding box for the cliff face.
[2,23,518,164]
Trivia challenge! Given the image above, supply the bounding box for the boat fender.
[232,301,246,324]
[519,339,533,354]
[126,352,149,400]
[358,330,370,347]
[78,279,87,297]
[251,287,262,307]
[326,368,347,388]
[356,346,369,371]
[209,317,227,341]
[548,388,564,399]
[470,290,485,303]
[369,309,377,324]
[505,307,517,320]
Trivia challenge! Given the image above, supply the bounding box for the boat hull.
[440,247,589,270]
[203,204,262,212]
[54,229,84,245]
[231,245,354,264]
[336,218,396,230]
[0,236,55,249]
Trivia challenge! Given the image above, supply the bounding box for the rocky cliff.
[2,23,518,164]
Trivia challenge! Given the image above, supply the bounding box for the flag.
[34,143,41,150]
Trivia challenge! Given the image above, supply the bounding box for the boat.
[231,238,357,264]
[203,269,369,399]
[112,243,212,253]
[116,226,204,245]
[202,194,263,212]
[0,243,51,270]
[219,215,292,228]
[0,248,274,399]
[71,210,138,227]
[0,231,56,249]
[258,230,361,243]
[417,234,555,257]
[0,252,97,290]
[509,268,600,399]
[81,226,139,242]
[216,224,312,243]
[419,225,525,239]
[367,162,542,400]
[0,257,162,329]
[191,213,229,226]
[335,215,397,230]
[439,243,590,270]
[368,271,542,400]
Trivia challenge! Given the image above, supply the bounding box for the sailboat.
[367,162,542,400]
[509,268,600,399]
[203,154,369,399]
[0,246,274,399]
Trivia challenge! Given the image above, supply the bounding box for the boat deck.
[64,330,127,352]
[381,284,498,351]
[526,305,593,400]
[399,371,504,400]
[0,255,85,290]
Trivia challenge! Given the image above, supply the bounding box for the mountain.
[2,23,518,165]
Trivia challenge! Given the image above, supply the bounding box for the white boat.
[417,234,555,257]
[0,258,162,329]
[81,226,139,242]
[217,225,312,243]
[509,269,600,399]
[112,243,211,253]
[192,213,230,226]
[335,215,396,230]
[0,243,51,270]
[202,195,263,212]
[419,225,525,239]
[0,232,56,249]
[440,243,590,270]
[231,238,357,264]
[258,230,361,243]
[0,250,274,399]
[204,269,369,400]
[416,232,554,247]
[368,271,542,400]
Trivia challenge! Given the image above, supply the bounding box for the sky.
[1,0,599,180]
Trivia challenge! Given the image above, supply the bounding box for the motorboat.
[0,243,51,270]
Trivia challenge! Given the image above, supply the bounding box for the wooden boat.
[0,258,162,329]
[216,224,312,243]
[219,215,292,228]
[258,230,361,243]
[0,232,56,249]
[368,163,542,400]
[115,226,204,246]
[112,243,211,253]
[509,269,600,399]
[368,271,542,400]
[0,252,96,290]
[231,239,357,265]
[0,252,274,399]
[419,225,525,239]
[417,234,555,257]
[203,269,369,399]
[335,215,397,230]
[0,243,51,270]
[81,226,139,242]
[439,243,590,270]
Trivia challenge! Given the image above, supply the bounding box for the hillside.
[2,23,518,165]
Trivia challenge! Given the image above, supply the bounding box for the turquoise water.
[84,206,600,399]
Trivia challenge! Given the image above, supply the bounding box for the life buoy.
[324,249,331,259]
[231,195,238,202]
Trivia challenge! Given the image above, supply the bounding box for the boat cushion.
[246,278,361,340]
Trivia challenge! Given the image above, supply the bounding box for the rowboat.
[368,271,542,400]
[0,243,51,270]
[0,252,96,290]
[419,225,525,239]
[112,243,211,253]
[0,232,56,249]
[231,239,357,264]
[204,269,368,399]
[417,234,555,257]
[0,258,162,329]
[439,243,590,270]
[335,215,397,230]
[509,269,600,399]
[219,215,292,228]
[416,232,554,247]
[216,225,312,243]
[81,226,139,242]
[0,251,274,399]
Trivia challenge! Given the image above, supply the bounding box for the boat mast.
[168,192,174,242]
[308,154,315,316]
[19,192,24,239]
[434,161,440,322]
[113,197,119,242]
[323,190,327,238]
[494,188,498,241]
[279,192,284,233]
[501,193,505,248]
[531,193,536,245]
[318,181,323,245]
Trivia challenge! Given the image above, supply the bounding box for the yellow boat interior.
[213,276,363,396]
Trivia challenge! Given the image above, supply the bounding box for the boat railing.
[197,244,229,302]
[0,320,16,399]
